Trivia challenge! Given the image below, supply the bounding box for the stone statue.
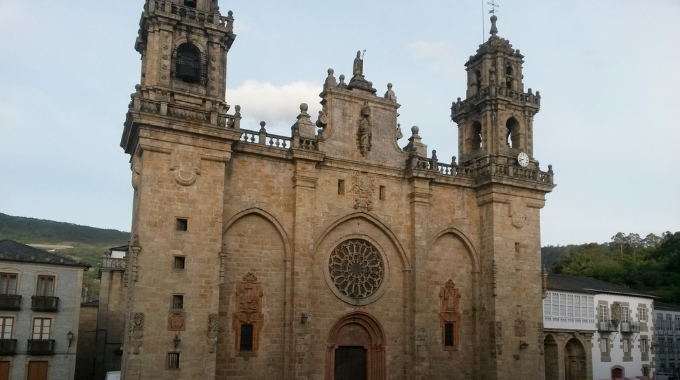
[353,50,363,77]
[357,103,372,156]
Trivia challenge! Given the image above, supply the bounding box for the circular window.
[326,238,387,305]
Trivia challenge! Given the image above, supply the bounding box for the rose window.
[329,239,385,299]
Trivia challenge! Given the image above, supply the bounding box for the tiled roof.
[655,301,680,311]
[0,240,89,268]
[547,274,656,298]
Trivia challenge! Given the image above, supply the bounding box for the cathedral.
[118,1,555,379]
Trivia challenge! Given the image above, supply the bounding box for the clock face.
[517,152,529,167]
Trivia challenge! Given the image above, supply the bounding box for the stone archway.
[325,312,386,380]
[544,335,559,380]
[565,338,586,380]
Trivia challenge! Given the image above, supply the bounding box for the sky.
[1,0,679,246]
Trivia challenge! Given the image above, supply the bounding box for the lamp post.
[67,331,74,348]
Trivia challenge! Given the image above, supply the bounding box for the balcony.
[621,321,640,333]
[597,321,619,332]
[0,339,17,355]
[31,296,59,312]
[0,294,21,310]
[26,339,54,355]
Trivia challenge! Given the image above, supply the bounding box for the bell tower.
[452,14,541,167]
[451,15,555,380]
[119,1,241,379]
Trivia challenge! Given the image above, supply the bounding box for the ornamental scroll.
[233,272,264,356]
[439,279,461,350]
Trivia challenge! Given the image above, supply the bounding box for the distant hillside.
[0,212,130,301]
[0,212,129,245]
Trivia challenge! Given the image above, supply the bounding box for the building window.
[658,314,664,331]
[167,352,180,369]
[660,338,666,354]
[0,274,17,295]
[622,306,630,323]
[639,307,648,322]
[183,0,196,8]
[379,186,386,201]
[668,315,673,331]
[599,304,610,322]
[641,338,648,353]
[444,323,454,347]
[172,295,184,310]
[338,180,345,195]
[623,338,630,353]
[239,324,253,351]
[0,317,13,339]
[36,276,55,297]
[174,43,202,83]
[174,257,186,269]
[676,316,680,331]
[176,218,188,231]
[600,337,608,353]
[32,318,51,340]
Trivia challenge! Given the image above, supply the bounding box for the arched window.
[505,65,514,89]
[469,121,482,152]
[174,43,202,83]
[506,117,520,149]
[184,0,197,8]
[506,65,513,76]
[475,70,482,87]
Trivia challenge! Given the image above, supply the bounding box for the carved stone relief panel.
[353,172,375,211]
[356,102,373,156]
[439,279,462,350]
[233,272,264,357]
[167,310,186,331]
[509,199,527,229]
[170,149,201,186]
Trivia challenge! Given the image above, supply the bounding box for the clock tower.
[452,14,541,168]
[451,15,556,380]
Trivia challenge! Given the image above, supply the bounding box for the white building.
[544,274,655,380]
[0,240,89,380]
[654,302,680,379]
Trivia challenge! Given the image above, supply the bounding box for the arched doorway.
[544,335,558,380]
[325,312,386,380]
[565,338,586,380]
[611,366,623,378]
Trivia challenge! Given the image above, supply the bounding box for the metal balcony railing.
[31,296,59,312]
[621,321,640,334]
[0,339,17,355]
[597,321,619,332]
[26,339,54,355]
[0,294,21,310]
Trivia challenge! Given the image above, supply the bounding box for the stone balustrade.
[132,96,239,128]
[408,154,554,185]
[146,1,234,30]
[101,256,126,271]
[451,85,540,117]
[239,129,291,149]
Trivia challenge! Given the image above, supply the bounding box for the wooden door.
[335,346,366,380]
[28,361,48,380]
[611,367,623,378]
[0,362,9,380]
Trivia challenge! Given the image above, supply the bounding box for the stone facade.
[118,2,555,379]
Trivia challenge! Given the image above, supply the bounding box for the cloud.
[226,80,322,135]
[406,41,458,74]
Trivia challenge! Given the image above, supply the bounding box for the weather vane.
[487,0,499,15]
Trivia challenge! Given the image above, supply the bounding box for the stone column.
[409,176,431,380]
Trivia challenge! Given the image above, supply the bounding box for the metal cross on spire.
[487,0,499,15]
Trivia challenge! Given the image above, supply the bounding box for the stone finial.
[535,161,540,170]
[431,150,438,161]
[451,156,457,167]
[132,84,142,98]
[324,68,337,89]
[259,121,266,132]
[292,103,316,139]
[403,126,427,157]
[396,123,403,140]
[338,74,346,89]
[490,15,498,36]
[548,165,553,174]
[234,105,241,117]
[384,83,397,101]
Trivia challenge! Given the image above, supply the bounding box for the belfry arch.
[325,312,386,380]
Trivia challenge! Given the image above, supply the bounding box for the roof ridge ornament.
[487,0,499,36]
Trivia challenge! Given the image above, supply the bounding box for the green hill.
[0,212,130,301]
